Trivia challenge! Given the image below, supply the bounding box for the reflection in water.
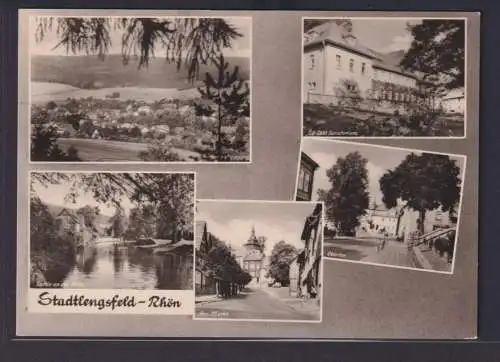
[34,242,193,290]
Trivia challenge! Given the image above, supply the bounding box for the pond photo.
[29,171,195,290]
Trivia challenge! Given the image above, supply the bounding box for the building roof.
[301,152,320,170]
[304,21,418,79]
[243,225,260,247]
[304,22,381,60]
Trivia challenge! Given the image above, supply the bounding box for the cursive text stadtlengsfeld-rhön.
[37,292,182,310]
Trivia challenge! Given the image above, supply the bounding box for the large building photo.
[302,18,466,137]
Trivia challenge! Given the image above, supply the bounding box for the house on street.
[296,152,320,202]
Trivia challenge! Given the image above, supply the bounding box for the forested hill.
[31,54,250,90]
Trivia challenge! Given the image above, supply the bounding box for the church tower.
[242,225,265,281]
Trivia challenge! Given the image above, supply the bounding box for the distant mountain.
[31,54,250,90]
[381,50,406,66]
[370,49,406,67]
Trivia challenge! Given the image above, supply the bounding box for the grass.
[303,103,465,137]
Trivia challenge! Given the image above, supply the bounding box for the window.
[298,168,305,191]
[373,69,378,80]
[349,59,354,73]
[309,54,315,70]
[298,167,312,193]
[361,62,366,75]
[303,172,312,193]
[336,55,341,70]
[307,81,317,90]
[395,92,399,101]
[388,90,393,100]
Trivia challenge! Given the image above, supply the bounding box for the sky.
[307,18,422,53]
[30,16,251,57]
[32,173,135,217]
[350,18,422,53]
[196,200,320,255]
[300,139,466,207]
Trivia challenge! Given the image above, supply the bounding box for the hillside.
[31,54,250,90]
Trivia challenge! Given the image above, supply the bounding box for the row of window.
[336,55,367,75]
[374,89,418,102]
[308,53,370,77]
[307,53,415,88]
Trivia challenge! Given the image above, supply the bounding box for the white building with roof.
[439,87,465,114]
[303,21,422,107]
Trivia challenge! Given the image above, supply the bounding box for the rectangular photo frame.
[24,14,252,164]
[27,170,197,314]
[301,16,467,139]
[294,138,466,274]
[193,199,324,323]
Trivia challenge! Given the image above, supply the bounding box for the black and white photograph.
[29,171,195,290]
[29,16,251,163]
[194,200,323,322]
[296,138,465,273]
[302,18,466,137]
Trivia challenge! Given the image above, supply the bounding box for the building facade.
[303,21,422,110]
[54,208,96,245]
[397,207,457,243]
[296,152,320,202]
[357,207,399,237]
[439,87,465,114]
[297,203,323,300]
[241,226,265,281]
[195,220,216,294]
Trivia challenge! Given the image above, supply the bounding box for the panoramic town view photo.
[302,18,465,137]
[29,16,251,162]
[194,200,323,322]
[30,172,195,290]
[296,139,465,273]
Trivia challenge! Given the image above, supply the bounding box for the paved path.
[362,240,418,269]
[324,237,381,261]
[195,286,318,321]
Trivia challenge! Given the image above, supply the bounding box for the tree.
[31,125,81,162]
[195,54,250,161]
[379,153,461,235]
[139,141,184,162]
[32,172,195,243]
[334,79,363,109]
[76,205,100,229]
[109,207,126,238]
[400,20,465,90]
[317,152,370,236]
[30,197,76,287]
[34,17,243,82]
[267,241,298,287]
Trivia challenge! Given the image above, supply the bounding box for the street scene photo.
[302,18,465,137]
[29,16,251,162]
[296,138,465,273]
[194,200,323,322]
[30,172,195,289]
